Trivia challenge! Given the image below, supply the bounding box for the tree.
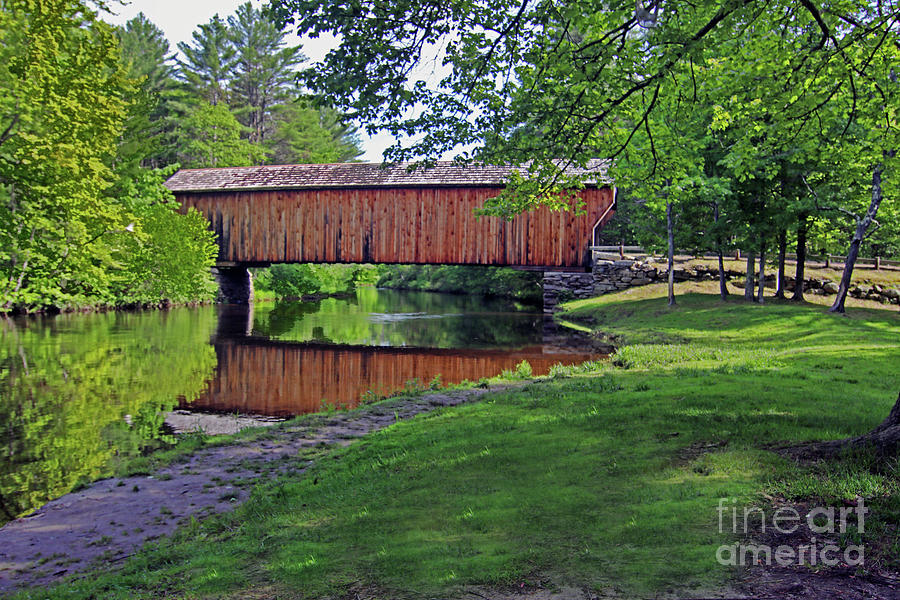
[608,43,737,306]
[114,13,180,171]
[176,15,235,107]
[175,101,268,168]
[823,49,898,314]
[692,4,898,312]
[0,0,132,311]
[828,164,889,313]
[227,2,304,144]
[111,167,218,305]
[267,101,363,164]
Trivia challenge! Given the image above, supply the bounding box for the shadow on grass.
[566,291,898,343]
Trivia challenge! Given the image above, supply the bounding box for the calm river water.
[0,289,599,522]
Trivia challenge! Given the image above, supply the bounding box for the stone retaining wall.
[543,258,900,310]
[541,271,595,312]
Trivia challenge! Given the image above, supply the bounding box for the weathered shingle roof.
[164,160,610,193]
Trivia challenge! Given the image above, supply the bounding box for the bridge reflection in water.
[185,300,603,416]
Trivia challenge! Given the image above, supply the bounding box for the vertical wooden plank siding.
[177,186,614,267]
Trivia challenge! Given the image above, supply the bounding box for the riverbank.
[0,386,505,593]
[376,264,544,305]
[6,282,900,599]
[252,288,357,304]
[0,298,214,316]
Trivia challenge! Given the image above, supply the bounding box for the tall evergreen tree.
[227,2,304,144]
[115,13,179,170]
[176,15,235,107]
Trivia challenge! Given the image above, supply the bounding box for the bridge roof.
[165,160,610,193]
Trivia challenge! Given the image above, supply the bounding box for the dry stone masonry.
[543,258,900,311]
[541,272,596,311]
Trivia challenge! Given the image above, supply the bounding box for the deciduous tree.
[0,0,132,310]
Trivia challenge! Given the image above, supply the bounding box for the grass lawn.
[20,283,900,599]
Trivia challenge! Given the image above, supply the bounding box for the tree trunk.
[788,391,900,460]
[667,199,676,307]
[792,213,808,301]
[717,248,729,300]
[714,202,728,300]
[744,252,756,301]
[774,230,787,299]
[757,242,766,304]
[829,165,884,314]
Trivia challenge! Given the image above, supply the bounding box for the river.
[0,288,600,522]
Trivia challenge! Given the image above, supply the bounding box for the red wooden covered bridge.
[164,161,615,302]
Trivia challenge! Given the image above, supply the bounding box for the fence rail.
[590,246,900,269]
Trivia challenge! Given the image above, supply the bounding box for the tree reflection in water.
[0,289,602,523]
[192,289,601,415]
[0,309,217,522]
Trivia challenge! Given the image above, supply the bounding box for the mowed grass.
[20,284,900,599]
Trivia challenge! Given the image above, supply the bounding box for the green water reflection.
[0,309,217,522]
[251,288,546,348]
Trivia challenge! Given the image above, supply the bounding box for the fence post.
[735,249,741,260]
[619,241,624,259]
[825,255,830,268]
[876,256,881,270]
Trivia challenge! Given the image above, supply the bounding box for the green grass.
[19,284,900,599]
[252,287,278,303]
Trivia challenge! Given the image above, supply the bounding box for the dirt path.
[0,387,501,593]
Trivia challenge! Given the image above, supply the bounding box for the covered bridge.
[164,161,615,302]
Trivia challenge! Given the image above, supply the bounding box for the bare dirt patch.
[0,386,504,593]
[734,499,900,599]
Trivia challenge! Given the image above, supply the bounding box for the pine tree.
[115,13,179,170]
[227,2,304,144]
[176,15,235,107]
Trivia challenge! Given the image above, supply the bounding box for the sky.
[102,0,396,162]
